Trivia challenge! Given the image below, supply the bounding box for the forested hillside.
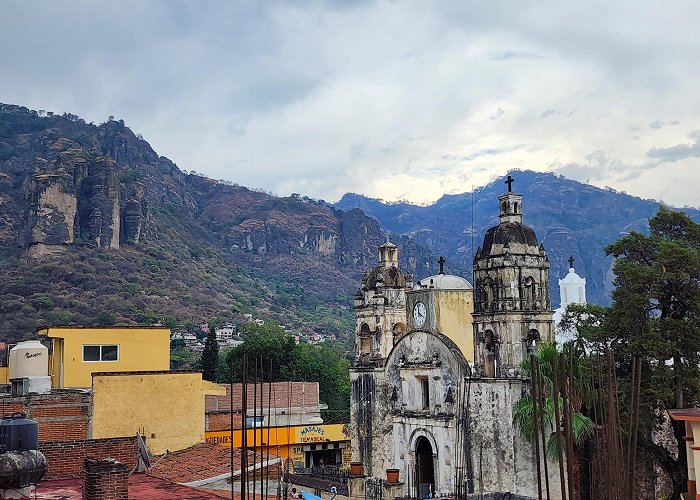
[0,104,439,343]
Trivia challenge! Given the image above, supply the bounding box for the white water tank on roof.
[9,340,49,380]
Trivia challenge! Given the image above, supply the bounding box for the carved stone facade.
[353,241,412,366]
[349,183,560,499]
[472,191,554,377]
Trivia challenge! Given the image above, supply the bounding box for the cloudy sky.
[2,1,699,207]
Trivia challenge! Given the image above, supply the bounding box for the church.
[349,177,563,498]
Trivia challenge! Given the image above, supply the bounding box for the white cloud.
[1,0,699,207]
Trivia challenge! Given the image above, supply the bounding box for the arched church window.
[514,202,519,213]
[484,330,498,353]
[360,323,371,335]
[483,330,498,377]
[523,276,536,310]
[526,329,539,355]
[484,278,494,311]
[359,337,371,356]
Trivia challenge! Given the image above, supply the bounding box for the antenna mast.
[471,185,475,282]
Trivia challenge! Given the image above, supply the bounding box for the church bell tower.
[353,240,413,366]
[472,175,554,377]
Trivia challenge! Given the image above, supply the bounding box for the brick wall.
[41,437,137,479]
[0,391,91,442]
[83,458,128,500]
[206,410,242,431]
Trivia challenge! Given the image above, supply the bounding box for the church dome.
[414,274,473,290]
[480,222,540,256]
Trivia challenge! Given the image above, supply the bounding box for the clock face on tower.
[413,301,427,328]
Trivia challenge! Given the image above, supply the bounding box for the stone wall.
[468,378,562,499]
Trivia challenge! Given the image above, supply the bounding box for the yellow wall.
[434,290,474,362]
[37,327,170,388]
[92,372,224,455]
[0,366,7,385]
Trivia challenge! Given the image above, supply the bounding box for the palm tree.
[513,341,594,460]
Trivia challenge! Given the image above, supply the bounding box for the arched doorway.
[415,436,435,498]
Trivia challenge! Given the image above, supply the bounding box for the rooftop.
[668,408,700,422]
[149,443,251,485]
[34,474,226,499]
[36,325,170,336]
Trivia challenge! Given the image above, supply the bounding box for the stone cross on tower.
[438,256,446,274]
[568,256,575,269]
[505,175,514,192]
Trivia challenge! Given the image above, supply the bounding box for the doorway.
[415,436,435,498]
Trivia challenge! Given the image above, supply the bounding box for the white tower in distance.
[553,256,587,343]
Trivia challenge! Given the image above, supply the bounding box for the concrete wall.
[38,326,170,388]
[91,371,224,454]
[433,290,474,363]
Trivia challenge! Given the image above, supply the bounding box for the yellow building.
[205,423,352,468]
[407,273,475,362]
[92,370,225,455]
[37,325,170,388]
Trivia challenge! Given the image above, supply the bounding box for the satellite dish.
[137,433,151,468]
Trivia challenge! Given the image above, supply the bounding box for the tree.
[601,207,700,498]
[559,303,609,351]
[200,327,219,382]
[513,342,594,458]
[95,311,116,325]
[224,323,296,382]
[224,323,351,422]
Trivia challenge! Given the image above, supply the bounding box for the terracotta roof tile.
[149,443,240,483]
[34,474,224,499]
[149,443,279,485]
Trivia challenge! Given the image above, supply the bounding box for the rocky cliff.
[0,104,439,342]
[3,103,693,343]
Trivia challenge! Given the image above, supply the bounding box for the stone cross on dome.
[505,175,514,192]
[438,256,446,274]
[568,256,575,269]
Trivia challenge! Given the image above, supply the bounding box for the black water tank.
[0,450,47,489]
[0,413,39,452]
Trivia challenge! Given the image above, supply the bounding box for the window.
[418,376,430,409]
[246,416,264,427]
[83,345,119,362]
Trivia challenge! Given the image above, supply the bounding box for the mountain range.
[1,103,697,344]
[336,171,700,307]
[0,104,438,344]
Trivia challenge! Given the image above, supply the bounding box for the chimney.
[83,458,128,500]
